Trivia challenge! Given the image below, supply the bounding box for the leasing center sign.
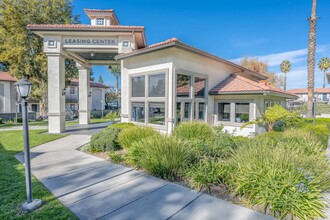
[63,37,118,47]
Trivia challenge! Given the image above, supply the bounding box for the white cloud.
[231,38,270,49]
[230,45,329,67]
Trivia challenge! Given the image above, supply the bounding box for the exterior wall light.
[88,91,92,97]
[14,77,42,212]
[62,88,66,96]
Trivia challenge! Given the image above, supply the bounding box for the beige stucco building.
[28,9,297,135]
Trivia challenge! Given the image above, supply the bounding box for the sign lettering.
[63,38,118,46]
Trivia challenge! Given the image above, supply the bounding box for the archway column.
[47,53,66,133]
[77,63,91,125]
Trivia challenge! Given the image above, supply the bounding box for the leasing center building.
[28,9,297,135]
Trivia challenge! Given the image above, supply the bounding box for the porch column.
[77,64,91,125]
[47,54,66,133]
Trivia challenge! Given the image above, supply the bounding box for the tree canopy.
[240,57,284,88]
[0,0,79,116]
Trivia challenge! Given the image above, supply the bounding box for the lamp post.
[101,100,104,120]
[313,92,319,125]
[14,77,42,212]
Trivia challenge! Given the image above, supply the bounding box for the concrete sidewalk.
[15,134,275,220]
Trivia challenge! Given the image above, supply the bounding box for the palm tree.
[318,57,330,88]
[306,0,318,118]
[280,60,291,90]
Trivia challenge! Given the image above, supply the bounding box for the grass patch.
[0,130,76,219]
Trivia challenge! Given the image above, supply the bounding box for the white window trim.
[128,69,169,130]
[96,18,105,26]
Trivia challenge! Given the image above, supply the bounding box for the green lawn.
[0,118,107,128]
[0,130,77,219]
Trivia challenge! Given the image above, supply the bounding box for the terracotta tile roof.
[209,74,297,98]
[177,79,205,96]
[288,88,330,94]
[0,72,16,82]
[116,38,268,80]
[26,24,144,31]
[70,79,109,89]
[84,9,114,13]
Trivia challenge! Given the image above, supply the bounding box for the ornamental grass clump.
[127,136,191,180]
[173,121,214,142]
[227,138,330,219]
[118,126,160,149]
[186,157,225,194]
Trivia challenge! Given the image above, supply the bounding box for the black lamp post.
[313,92,319,125]
[14,77,42,211]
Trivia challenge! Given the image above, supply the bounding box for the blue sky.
[72,0,330,89]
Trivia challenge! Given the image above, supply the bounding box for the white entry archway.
[28,9,146,133]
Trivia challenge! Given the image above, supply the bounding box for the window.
[0,83,4,113]
[194,77,206,98]
[131,102,145,123]
[218,103,230,121]
[323,93,328,102]
[235,103,250,123]
[70,87,75,95]
[31,104,38,112]
[177,74,191,98]
[96,18,105,26]
[176,103,181,123]
[149,102,165,125]
[198,103,206,120]
[132,76,145,97]
[265,100,281,109]
[184,102,191,119]
[149,74,165,97]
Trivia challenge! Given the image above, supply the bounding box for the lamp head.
[313,92,319,99]
[14,77,32,99]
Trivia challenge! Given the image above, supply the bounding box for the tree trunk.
[115,75,119,95]
[284,73,287,90]
[323,71,326,88]
[307,0,317,118]
[39,93,48,119]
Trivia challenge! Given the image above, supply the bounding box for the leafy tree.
[241,104,299,132]
[240,57,283,88]
[318,57,330,88]
[307,0,318,117]
[0,0,79,117]
[280,60,291,90]
[98,75,104,84]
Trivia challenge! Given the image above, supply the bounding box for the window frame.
[129,69,169,130]
[175,70,208,123]
[215,99,254,127]
[96,18,105,26]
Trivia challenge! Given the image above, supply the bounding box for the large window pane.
[176,74,191,98]
[194,77,206,98]
[218,103,230,121]
[149,102,165,125]
[131,102,145,123]
[235,103,250,123]
[198,103,206,120]
[132,76,145,97]
[149,73,165,97]
[184,102,191,119]
[176,102,181,123]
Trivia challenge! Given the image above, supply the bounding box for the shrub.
[104,111,117,121]
[302,124,329,147]
[227,139,330,219]
[127,136,191,180]
[16,117,23,123]
[173,121,214,142]
[5,120,13,125]
[107,122,135,131]
[118,126,160,149]
[0,118,2,124]
[108,151,124,163]
[88,128,121,153]
[186,157,224,194]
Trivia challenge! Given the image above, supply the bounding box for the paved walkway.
[15,134,275,220]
